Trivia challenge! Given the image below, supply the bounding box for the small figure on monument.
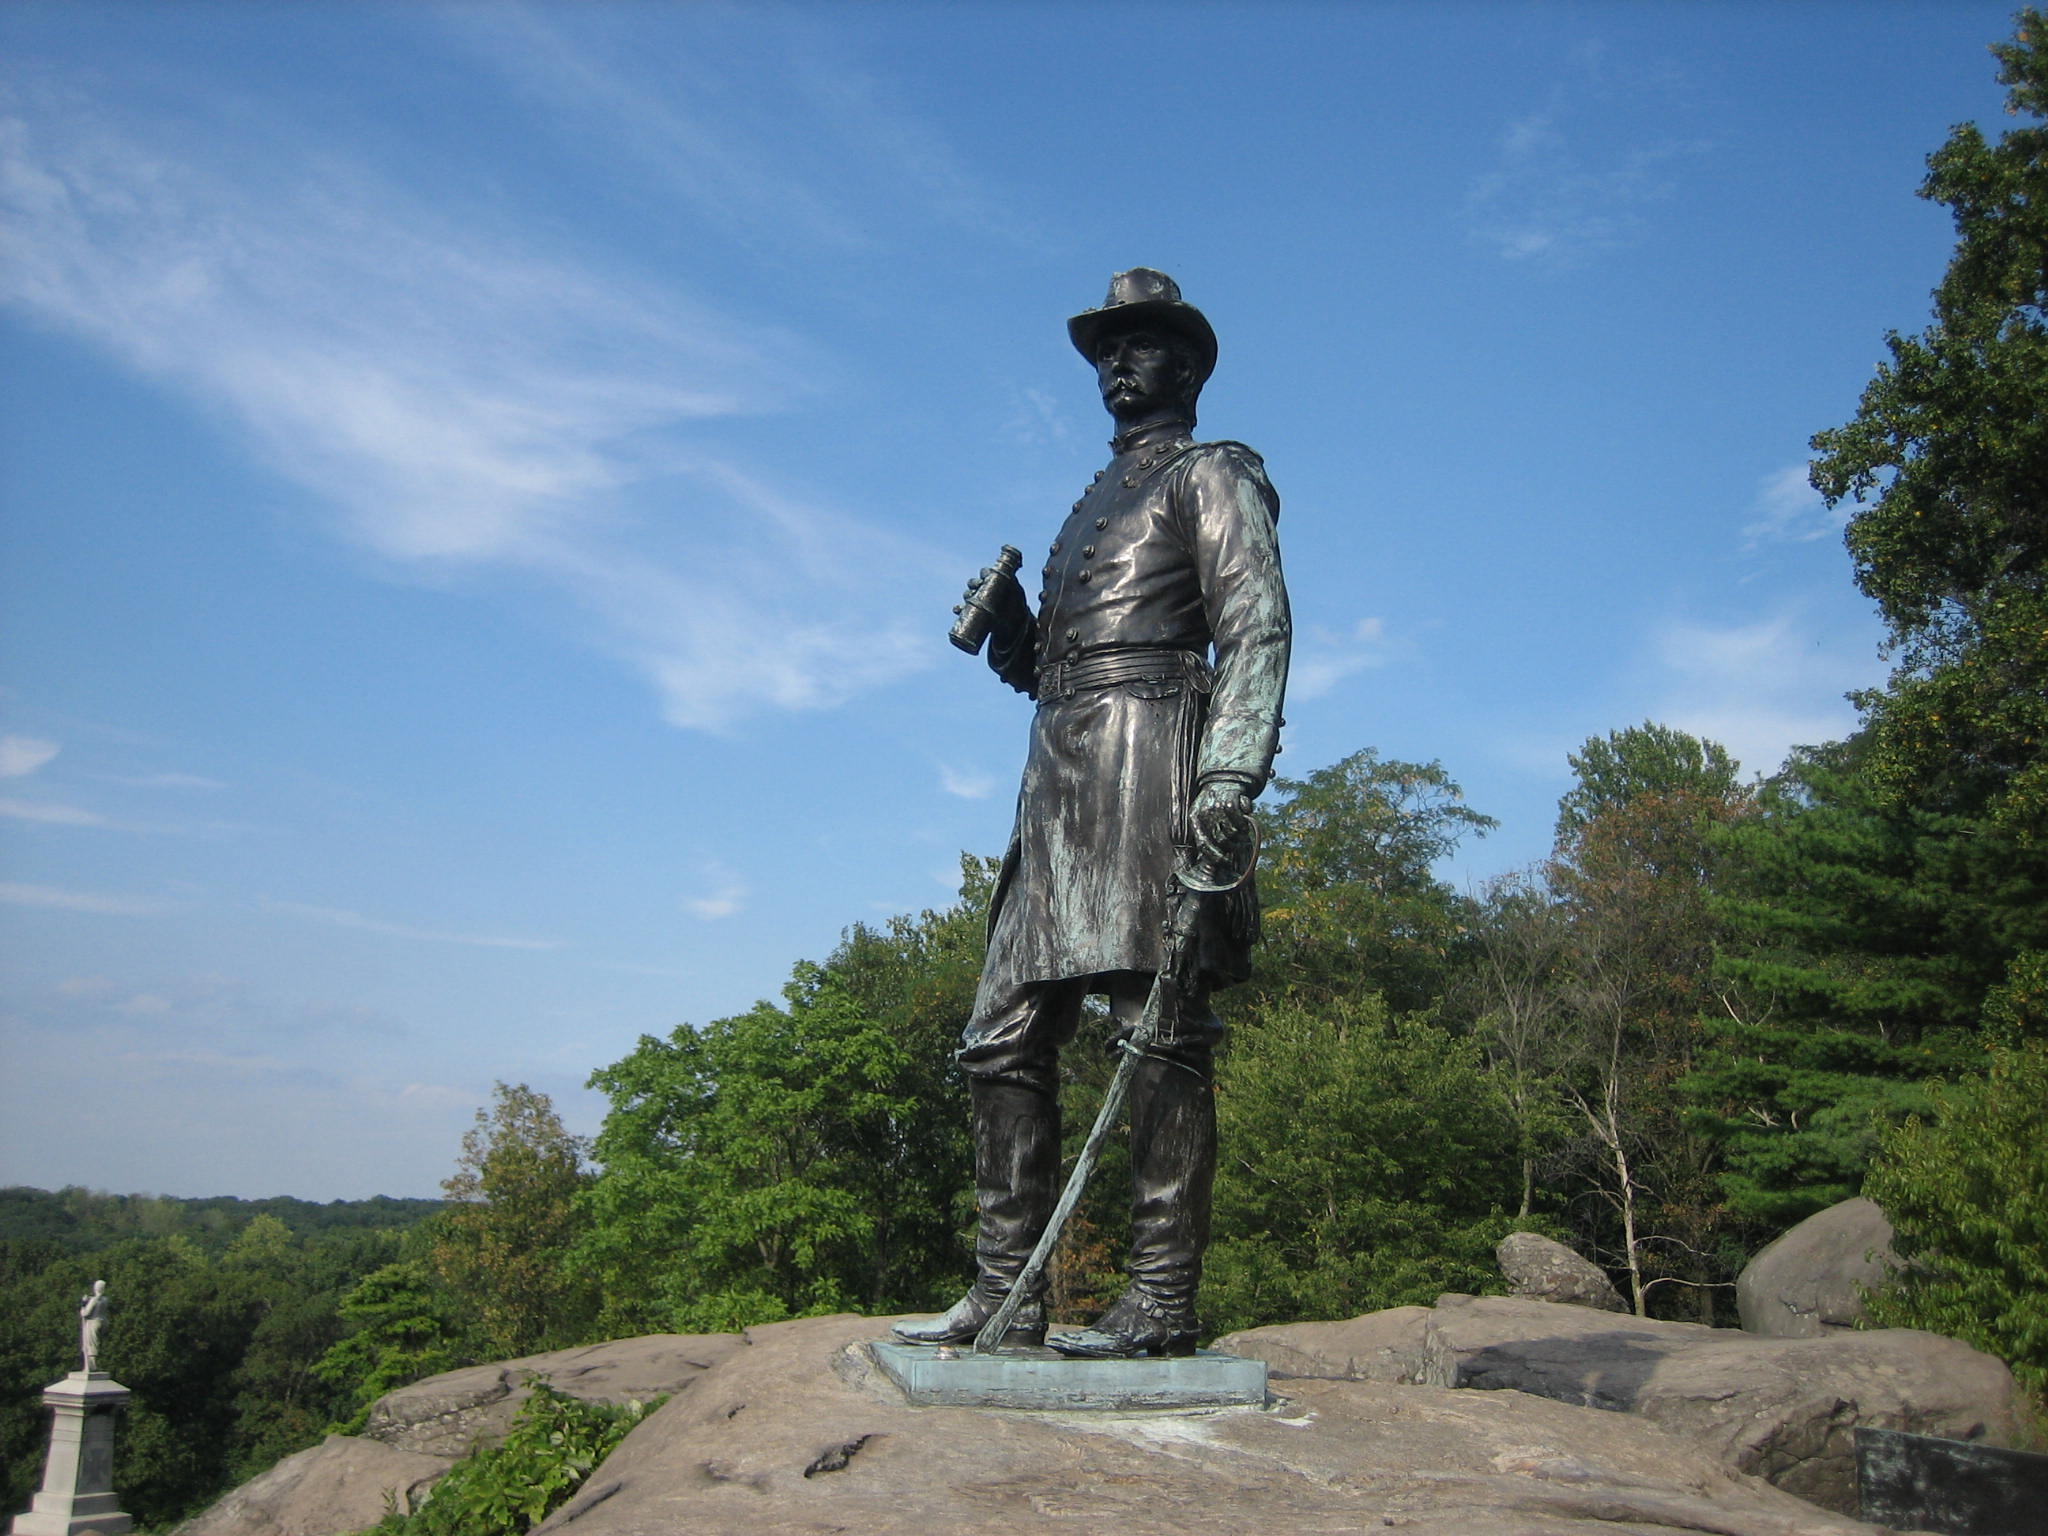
[898,269,1290,1359]
[78,1281,108,1374]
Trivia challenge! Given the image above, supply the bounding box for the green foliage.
[1984,947,2048,1047]
[1809,9,2048,845]
[1696,739,2046,1226]
[314,1259,478,1432]
[1461,872,1577,1219]
[0,1185,444,1254]
[1540,726,1748,1296]
[575,865,984,1336]
[1204,995,1523,1335]
[1251,749,1495,1014]
[1864,1040,2048,1405]
[432,1083,598,1359]
[1555,722,1743,849]
[0,1219,399,1528]
[351,1380,660,1536]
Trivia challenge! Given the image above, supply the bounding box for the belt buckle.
[1040,655,1069,701]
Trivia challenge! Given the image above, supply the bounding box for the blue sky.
[0,1,2018,1199]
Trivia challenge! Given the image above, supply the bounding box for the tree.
[1555,722,1742,849]
[1250,749,1496,1015]
[1808,10,2048,847]
[1864,1038,2048,1407]
[432,1084,596,1358]
[1689,738,2034,1226]
[1204,994,1523,1335]
[576,866,985,1336]
[1543,725,1750,1318]
[313,1258,476,1431]
[1463,870,1575,1218]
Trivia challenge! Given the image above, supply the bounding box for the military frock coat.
[978,428,1291,1003]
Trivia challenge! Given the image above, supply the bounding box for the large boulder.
[171,1436,451,1536]
[361,1332,742,1458]
[527,1313,1881,1535]
[1421,1293,2020,1516]
[1737,1198,1899,1338]
[1211,1305,1430,1382]
[1496,1231,1628,1312]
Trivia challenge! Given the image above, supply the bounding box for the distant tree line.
[5,14,2043,1530]
[0,1190,445,1527]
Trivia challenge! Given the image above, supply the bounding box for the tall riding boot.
[892,1079,1059,1347]
[1048,1054,1215,1358]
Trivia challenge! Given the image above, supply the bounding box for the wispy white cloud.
[938,763,997,800]
[263,898,564,951]
[1,70,947,733]
[1289,617,1392,701]
[1003,386,1074,448]
[1649,609,1883,779]
[0,735,59,777]
[95,771,228,790]
[439,4,1035,254]
[396,1081,476,1110]
[1467,48,1710,267]
[1742,462,1849,548]
[0,881,164,915]
[0,796,106,826]
[683,874,747,921]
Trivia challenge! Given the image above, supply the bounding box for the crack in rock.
[804,1433,878,1477]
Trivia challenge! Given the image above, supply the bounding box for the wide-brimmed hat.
[1067,268,1217,387]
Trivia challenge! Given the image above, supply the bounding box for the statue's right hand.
[965,565,1030,645]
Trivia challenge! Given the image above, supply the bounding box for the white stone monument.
[10,1282,134,1535]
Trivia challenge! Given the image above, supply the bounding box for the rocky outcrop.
[175,1333,742,1536]
[177,1305,2021,1536]
[1496,1231,1629,1312]
[169,1436,451,1536]
[1421,1293,2019,1515]
[360,1332,742,1458]
[1212,1304,1430,1381]
[1737,1197,1899,1338]
[529,1313,1881,1536]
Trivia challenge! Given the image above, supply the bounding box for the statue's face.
[1094,329,1189,422]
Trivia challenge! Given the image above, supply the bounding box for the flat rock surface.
[172,1435,452,1536]
[1212,1305,1430,1383]
[362,1332,743,1458]
[1423,1294,2020,1516]
[530,1313,1883,1536]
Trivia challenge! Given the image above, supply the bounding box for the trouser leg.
[1047,978,1220,1356]
[967,1077,1060,1306]
[961,977,1078,1300]
[1115,976,1218,1322]
[894,978,1078,1346]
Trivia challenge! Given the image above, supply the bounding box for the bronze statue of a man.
[897,269,1290,1358]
